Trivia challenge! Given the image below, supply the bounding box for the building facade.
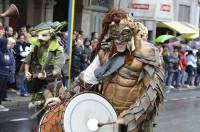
[74,0,118,38]
[75,0,200,40]
[0,0,68,29]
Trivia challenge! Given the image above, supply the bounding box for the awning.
[157,21,199,34]
[183,22,199,33]
[180,33,199,40]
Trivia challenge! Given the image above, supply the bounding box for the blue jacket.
[0,38,15,77]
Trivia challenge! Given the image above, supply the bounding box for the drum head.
[63,92,118,132]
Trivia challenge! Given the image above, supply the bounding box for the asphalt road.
[154,89,200,132]
[0,104,36,132]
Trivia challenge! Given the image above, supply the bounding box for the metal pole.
[67,0,76,89]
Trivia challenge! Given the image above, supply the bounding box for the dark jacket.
[0,38,15,76]
[82,46,92,69]
[13,42,30,73]
[163,52,179,72]
[71,45,85,78]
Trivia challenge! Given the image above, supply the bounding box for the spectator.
[176,48,188,88]
[26,25,33,34]
[71,38,85,80]
[0,38,15,111]
[4,37,16,100]
[195,50,200,86]
[82,38,92,69]
[91,31,99,40]
[0,22,5,38]
[186,50,197,87]
[163,47,179,93]
[90,38,99,61]
[4,26,13,38]
[13,34,31,96]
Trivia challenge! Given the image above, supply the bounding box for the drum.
[38,92,119,132]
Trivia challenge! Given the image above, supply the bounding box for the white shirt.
[83,55,100,85]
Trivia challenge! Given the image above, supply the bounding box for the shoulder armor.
[134,41,161,66]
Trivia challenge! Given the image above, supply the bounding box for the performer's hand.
[117,110,129,125]
[116,117,127,125]
[44,97,61,107]
[25,71,32,80]
[38,71,46,79]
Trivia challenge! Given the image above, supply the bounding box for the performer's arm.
[52,50,65,77]
[44,55,101,106]
[58,55,100,101]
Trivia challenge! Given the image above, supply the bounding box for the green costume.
[24,21,66,107]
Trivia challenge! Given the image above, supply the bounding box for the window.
[90,0,109,8]
[178,4,190,22]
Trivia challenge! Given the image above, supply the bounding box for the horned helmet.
[33,21,66,42]
[102,8,148,52]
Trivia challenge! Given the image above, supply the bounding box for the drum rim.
[38,107,51,132]
[61,91,118,131]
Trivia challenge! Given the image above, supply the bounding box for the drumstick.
[30,107,46,120]
[98,121,116,127]
[98,118,126,127]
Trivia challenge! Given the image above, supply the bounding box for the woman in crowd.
[0,38,15,111]
[13,34,31,96]
[186,50,197,87]
[82,38,92,70]
[176,47,188,88]
[163,47,179,93]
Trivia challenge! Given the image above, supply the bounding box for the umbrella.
[164,41,178,46]
[181,45,192,51]
[155,35,176,43]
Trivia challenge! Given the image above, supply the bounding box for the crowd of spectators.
[0,22,67,112]
[71,31,99,80]
[159,40,200,93]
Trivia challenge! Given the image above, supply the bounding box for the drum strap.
[94,52,125,81]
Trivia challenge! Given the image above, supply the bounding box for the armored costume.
[43,8,164,132]
[24,22,66,106]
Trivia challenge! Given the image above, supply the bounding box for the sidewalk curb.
[2,90,31,108]
[171,87,200,91]
[164,96,200,102]
[2,100,30,108]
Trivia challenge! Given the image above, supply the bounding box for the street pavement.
[154,88,200,132]
[2,89,31,108]
[0,104,36,132]
[0,87,200,132]
[0,90,35,132]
